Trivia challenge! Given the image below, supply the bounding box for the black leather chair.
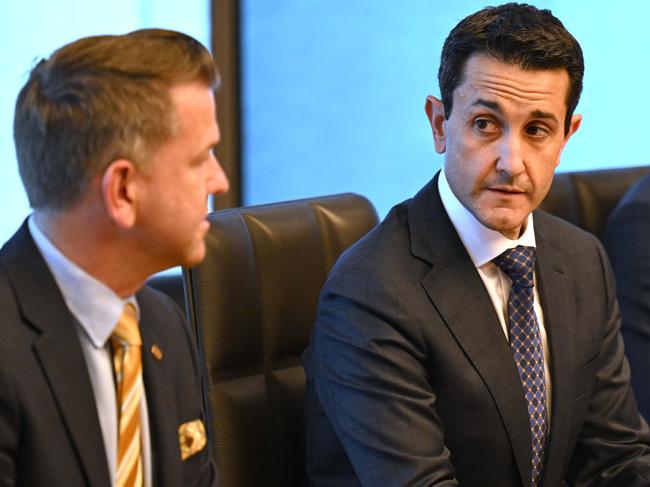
[182,193,379,487]
[146,271,187,311]
[539,166,650,238]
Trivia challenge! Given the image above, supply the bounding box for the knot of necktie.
[492,245,536,289]
[111,302,141,347]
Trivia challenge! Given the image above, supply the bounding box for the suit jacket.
[304,175,650,487]
[603,173,650,422]
[0,222,217,487]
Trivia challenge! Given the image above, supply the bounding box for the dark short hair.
[438,3,583,134]
[14,29,219,210]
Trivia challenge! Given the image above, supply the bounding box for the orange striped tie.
[111,303,144,487]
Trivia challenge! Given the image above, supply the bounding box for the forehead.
[167,82,219,139]
[169,82,216,121]
[453,54,569,117]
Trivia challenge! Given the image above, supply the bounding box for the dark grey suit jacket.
[603,173,650,423]
[304,175,650,486]
[0,222,217,487]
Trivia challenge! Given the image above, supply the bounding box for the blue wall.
[242,1,650,217]
[0,0,209,245]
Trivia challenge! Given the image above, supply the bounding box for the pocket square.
[178,419,207,460]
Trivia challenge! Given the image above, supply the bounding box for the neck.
[500,225,523,240]
[33,208,151,298]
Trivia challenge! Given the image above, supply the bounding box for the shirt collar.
[28,216,139,348]
[438,169,536,268]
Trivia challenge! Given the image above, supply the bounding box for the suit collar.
[408,173,454,265]
[0,221,111,487]
[28,216,135,347]
[409,178,533,486]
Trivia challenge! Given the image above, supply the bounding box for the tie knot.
[111,303,141,347]
[492,245,536,288]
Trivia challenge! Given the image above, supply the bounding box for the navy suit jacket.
[304,175,650,486]
[0,222,217,486]
[603,173,650,422]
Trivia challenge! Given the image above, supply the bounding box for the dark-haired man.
[0,30,227,486]
[304,3,650,486]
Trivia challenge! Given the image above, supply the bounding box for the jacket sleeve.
[0,272,17,487]
[0,364,17,487]
[566,241,650,486]
[305,267,459,487]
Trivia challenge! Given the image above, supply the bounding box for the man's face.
[426,54,581,239]
[135,82,229,269]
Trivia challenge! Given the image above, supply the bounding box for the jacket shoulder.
[534,209,603,248]
[332,198,412,275]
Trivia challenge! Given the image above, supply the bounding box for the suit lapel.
[139,295,181,487]
[533,214,576,487]
[408,177,532,487]
[0,223,111,487]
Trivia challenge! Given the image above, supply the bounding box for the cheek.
[541,138,566,165]
[449,134,493,176]
[528,161,556,198]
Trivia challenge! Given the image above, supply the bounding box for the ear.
[425,95,447,154]
[554,113,582,167]
[100,159,138,229]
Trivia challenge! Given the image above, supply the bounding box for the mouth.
[485,185,526,195]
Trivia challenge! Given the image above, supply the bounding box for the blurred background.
[2,0,648,245]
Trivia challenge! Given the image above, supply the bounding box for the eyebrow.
[190,141,219,164]
[470,98,559,123]
[472,98,502,113]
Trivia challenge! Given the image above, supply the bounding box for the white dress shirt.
[437,170,552,421]
[28,217,152,487]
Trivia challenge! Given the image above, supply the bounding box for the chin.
[181,243,207,269]
[479,211,528,237]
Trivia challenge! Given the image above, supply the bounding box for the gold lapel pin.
[151,344,163,361]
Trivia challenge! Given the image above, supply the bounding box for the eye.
[525,124,550,138]
[474,118,499,134]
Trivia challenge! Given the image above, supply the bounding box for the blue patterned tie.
[493,246,547,487]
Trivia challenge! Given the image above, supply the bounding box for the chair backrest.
[183,193,379,487]
[539,166,650,238]
[145,272,187,311]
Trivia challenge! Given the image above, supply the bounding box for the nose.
[495,133,525,176]
[207,156,230,196]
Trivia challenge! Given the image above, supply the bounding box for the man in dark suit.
[0,29,228,486]
[603,173,650,422]
[304,3,650,486]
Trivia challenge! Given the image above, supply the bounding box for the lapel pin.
[150,344,163,361]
